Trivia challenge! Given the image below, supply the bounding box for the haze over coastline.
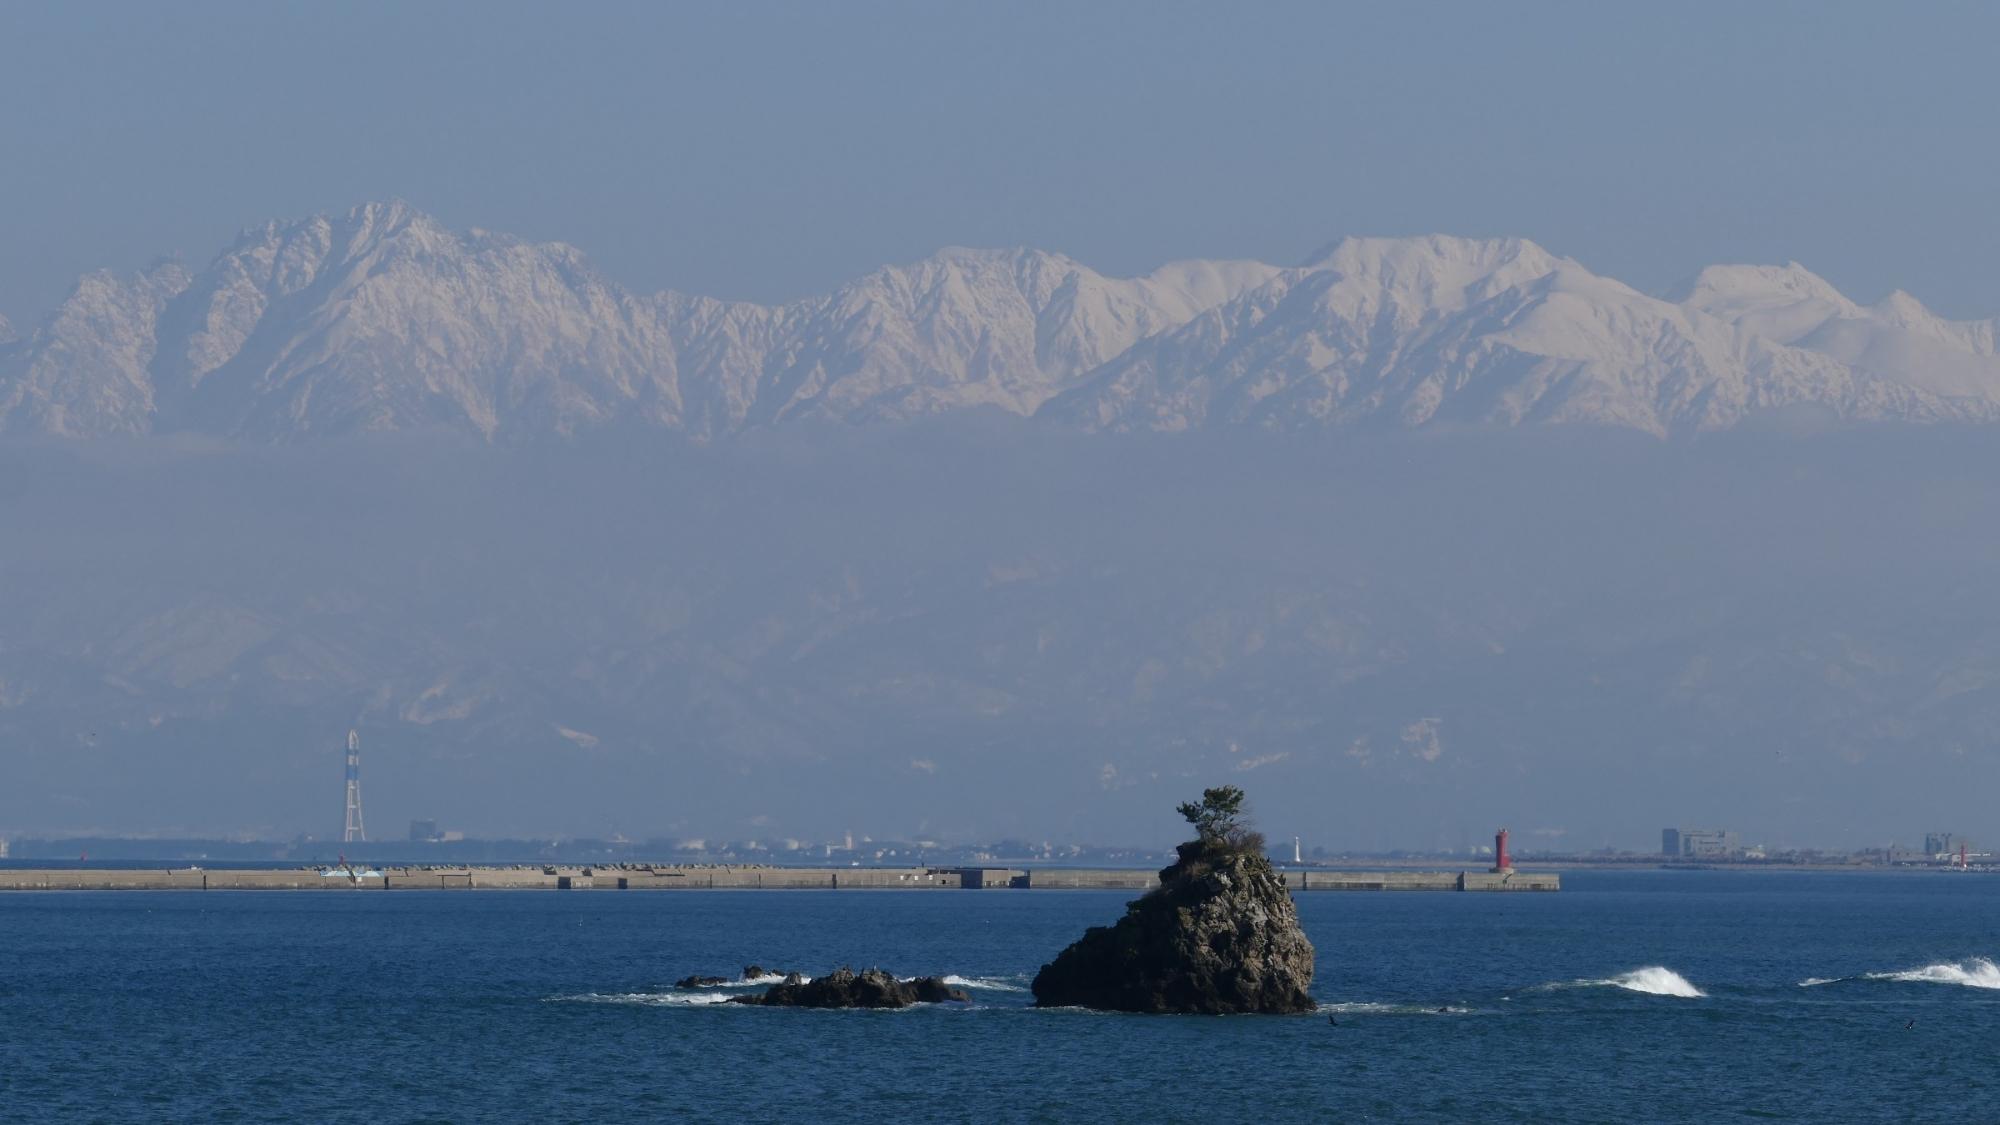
[7,3,2000,855]
[6,316,2000,849]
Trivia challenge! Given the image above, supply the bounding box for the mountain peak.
[1303,233,1558,273]
[1674,261,1852,312]
[1297,234,1566,313]
[926,244,1066,265]
[1870,289,1932,324]
[343,197,425,229]
[5,211,2000,443]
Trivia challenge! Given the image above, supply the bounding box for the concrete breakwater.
[0,865,1557,892]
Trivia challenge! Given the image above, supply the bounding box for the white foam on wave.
[669,973,812,989]
[552,991,737,1007]
[1317,1001,1473,1016]
[1797,977,1842,988]
[941,975,1027,993]
[555,971,1018,1008]
[890,974,1026,992]
[1576,967,1705,998]
[1867,958,2000,990]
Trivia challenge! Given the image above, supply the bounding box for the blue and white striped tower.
[342,729,366,843]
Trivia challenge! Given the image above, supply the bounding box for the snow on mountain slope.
[0,203,1277,441]
[1679,263,2000,401]
[0,261,191,437]
[2,204,1998,442]
[146,201,693,439]
[655,290,789,439]
[736,248,1284,429]
[1042,237,2000,435]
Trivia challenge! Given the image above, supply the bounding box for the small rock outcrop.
[728,967,970,1009]
[1032,787,1315,1014]
[674,964,803,989]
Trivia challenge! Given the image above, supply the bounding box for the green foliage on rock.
[1174,784,1266,861]
[1176,785,1245,840]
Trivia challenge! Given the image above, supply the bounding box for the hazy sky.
[4,3,1999,318]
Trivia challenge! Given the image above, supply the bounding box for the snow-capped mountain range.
[4,201,1998,441]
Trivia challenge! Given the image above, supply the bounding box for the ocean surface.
[2,869,1997,1122]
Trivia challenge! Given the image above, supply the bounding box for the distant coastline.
[0,863,1558,893]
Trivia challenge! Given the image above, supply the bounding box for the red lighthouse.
[1491,827,1513,873]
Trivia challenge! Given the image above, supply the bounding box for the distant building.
[1663,827,1740,858]
[1924,832,1973,858]
[409,819,439,843]
[0,838,8,859]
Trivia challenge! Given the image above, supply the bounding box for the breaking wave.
[1854,958,2000,990]
[1602,967,1705,997]
[552,971,1024,1007]
[940,975,1027,993]
[1798,958,2000,990]
[1317,1001,1474,1016]
[1871,958,2000,989]
[552,991,737,1007]
[665,972,813,989]
[1539,967,1705,998]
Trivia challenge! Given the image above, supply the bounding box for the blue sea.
[2,870,1996,1122]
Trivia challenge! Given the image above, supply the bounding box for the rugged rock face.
[1031,842,1316,1014]
[728,967,970,1009]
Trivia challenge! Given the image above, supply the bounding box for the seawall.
[0,865,1558,892]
